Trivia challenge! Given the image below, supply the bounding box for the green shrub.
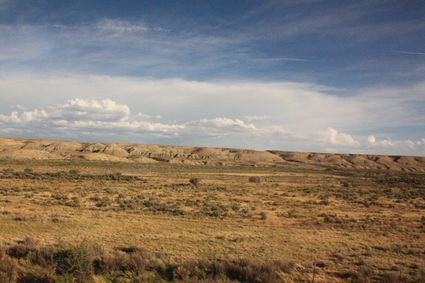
[53,241,94,282]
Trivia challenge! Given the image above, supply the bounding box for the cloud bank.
[0,97,263,145]
[0,74,423,156]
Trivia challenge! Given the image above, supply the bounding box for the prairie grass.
[0,160,424,282]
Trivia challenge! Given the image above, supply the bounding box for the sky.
[0,0,424,155]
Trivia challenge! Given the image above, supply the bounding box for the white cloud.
[190,118,256,130]
[96,19,149,34]
[58,98,130,122]
[245,115,270,122]
[0,73,424,154]
[367,135,376,144]
[0,98,263,142]
[0,109,47,123]
[367,135,425,153]
[323,127,360,147]
[0,96,423,155]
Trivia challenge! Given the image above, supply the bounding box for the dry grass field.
[0,140,424,282]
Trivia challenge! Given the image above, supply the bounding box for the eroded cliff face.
[269,151,425,172]
[0,137,424,171]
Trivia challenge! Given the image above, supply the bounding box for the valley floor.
[0,159,424,282]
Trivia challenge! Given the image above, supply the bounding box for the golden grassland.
[0,159,424,282]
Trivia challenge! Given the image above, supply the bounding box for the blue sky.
[0,0,424,155]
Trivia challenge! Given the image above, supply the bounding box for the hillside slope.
[0,137,424,171]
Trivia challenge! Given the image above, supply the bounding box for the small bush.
[13,215,28,222]
[341,180,350,187]
[4,238,416,282]
[287,209,298,218]
[320,213,343,224]
[53,241,94,282]
[5,239,294,282]
[189,177,201,187]
[381,271,400,283]
[0,250,18,283]
[68,169,80,175]
[1,168,14,173]
[420,216,425,231]
[155,258,292,282]
[6,237,37,258]
[248,176,261,183]
[111,172,122,180]
[24,168,33,173]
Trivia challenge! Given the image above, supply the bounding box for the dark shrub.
[2,168,14,173]
[0,249,18,283]
[158,258,292,282]
[53,241,93,282]
[18,271,56,283]
[381,271,400,283]
[249,176,261,183]
[189,177,201,187]
[7,237,37,259]
[3,239,295,282]
[341,180,350,187]
[110,172,123,180]
[119,246,142,254]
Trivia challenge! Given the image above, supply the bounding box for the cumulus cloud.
[367,135,376,144]
[57,98,130,122]
[367,135,425,153]
[323,127,360,147]
[0,98,263,142]
[0,109,47,123]
[0,97,423,155]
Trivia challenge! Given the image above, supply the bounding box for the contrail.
[390,50,425,56]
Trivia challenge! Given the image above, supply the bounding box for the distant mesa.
[0,137,424,172]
